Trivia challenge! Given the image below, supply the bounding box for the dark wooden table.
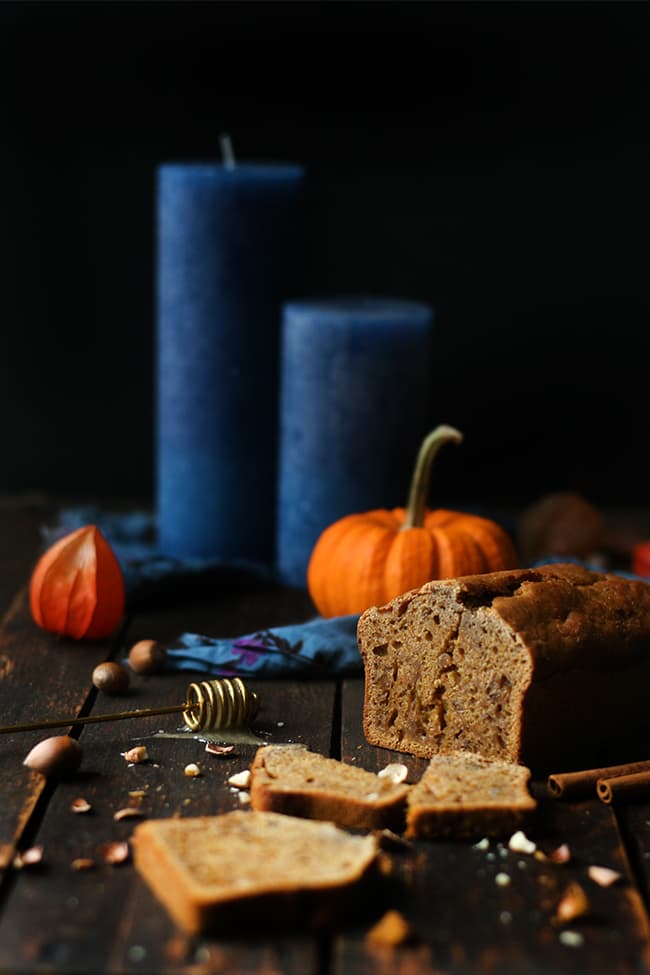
[2,497,650,974]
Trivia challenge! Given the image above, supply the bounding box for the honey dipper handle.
[0,702,190,735]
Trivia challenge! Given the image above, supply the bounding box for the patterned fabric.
[162,615,362,677]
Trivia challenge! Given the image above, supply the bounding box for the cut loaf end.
[359,570,532,763]
[358,563,650,771]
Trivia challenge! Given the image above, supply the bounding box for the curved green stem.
[401,425,463,530]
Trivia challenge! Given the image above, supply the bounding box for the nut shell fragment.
[70,797,92,814]
[71,857,96,871]
[99,841,130,865]
[122,745,148,764]
[113,807,144,821]
[13,845,44,869]
[555,883,590,924]
[366,909,416,947]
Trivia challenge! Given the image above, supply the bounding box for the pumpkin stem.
[401,425,463,530]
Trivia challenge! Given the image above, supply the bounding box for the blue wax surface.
[156,162,304,561]
[276,296,434,587]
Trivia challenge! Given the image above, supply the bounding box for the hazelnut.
[128,639,167,675]
[518,491,604,562]
[23,735,82,778]
[92,661,130,696]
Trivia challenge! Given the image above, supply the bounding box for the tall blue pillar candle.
[277,297,434,587]
[156,162,303,561]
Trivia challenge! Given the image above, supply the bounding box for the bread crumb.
[473,837,490,851]
[559,930,584,948]
[588,865,622,887]
[228,770,251,789]
[508,830,536,855]
[377,763,408,784]
[366,910,415,947]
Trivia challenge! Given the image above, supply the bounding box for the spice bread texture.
[132,811,379,934]
[358,563,650,771]
[405,751,536,839]
[250,744,410,831]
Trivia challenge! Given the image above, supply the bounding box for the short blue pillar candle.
[277,297,434,588]
[156,161,303,561]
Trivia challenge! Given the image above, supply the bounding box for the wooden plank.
[611,801,650,914]
[0,588,336,974]
[0,588,120,870]
[336,680,650,975]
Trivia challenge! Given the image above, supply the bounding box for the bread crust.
[358,563,650,771]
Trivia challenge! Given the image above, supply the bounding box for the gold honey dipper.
[0,678,259,736]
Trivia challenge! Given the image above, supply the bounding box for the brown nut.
[23,735,82,778]
[92,661,130,695]
[127,639,167,675]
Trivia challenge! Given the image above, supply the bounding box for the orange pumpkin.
[307,425,518,617]
[30,525,125,640]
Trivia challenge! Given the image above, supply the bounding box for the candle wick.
[219,133,236,170]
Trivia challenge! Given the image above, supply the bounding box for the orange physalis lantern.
[29,525,125,640]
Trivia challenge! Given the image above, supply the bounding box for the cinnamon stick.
[548,760,650,799]
[597,771,650,805]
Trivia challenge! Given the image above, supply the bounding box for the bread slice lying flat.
[250,744,410,831]
[406,750,536,839]
[132,810,379,934]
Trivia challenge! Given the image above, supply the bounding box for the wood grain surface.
[0,499,649,974]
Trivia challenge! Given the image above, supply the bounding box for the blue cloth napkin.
[162,615,362,678]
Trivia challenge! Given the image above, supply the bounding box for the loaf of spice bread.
[405,751,536,839]
[250,744,410,831]
[358,563,650,771]
[132,811,379,934]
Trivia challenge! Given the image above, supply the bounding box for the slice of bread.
[132,810,379,934]
[249,744,411,831]
[406,751,536,839]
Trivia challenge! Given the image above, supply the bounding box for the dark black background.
[1,1,649,507]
